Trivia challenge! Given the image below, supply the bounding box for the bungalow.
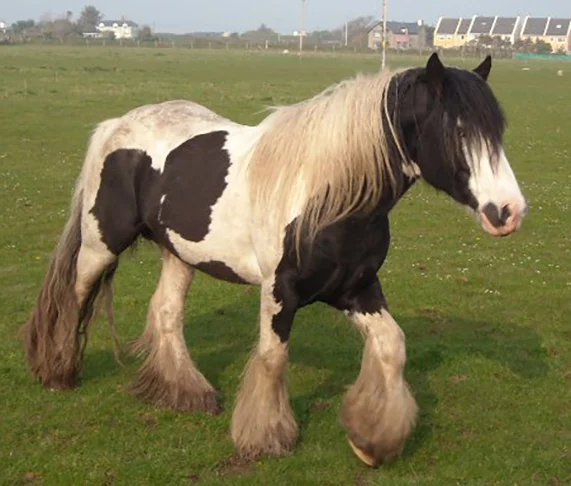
[368,20,427,50]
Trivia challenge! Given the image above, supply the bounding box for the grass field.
[0,46,570,485]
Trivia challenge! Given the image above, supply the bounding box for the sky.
[3,0,570,34]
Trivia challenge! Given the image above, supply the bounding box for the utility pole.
[299,0,306,55]
[345,21,348,46]
[381,0,388,69]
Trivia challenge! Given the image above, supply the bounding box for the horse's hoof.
[348,437,378,468]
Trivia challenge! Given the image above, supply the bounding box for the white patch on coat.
[462,135,527,235]
[158,195,166,223]
[464,138,525,212]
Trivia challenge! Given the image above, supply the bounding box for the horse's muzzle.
[480,201,527,237]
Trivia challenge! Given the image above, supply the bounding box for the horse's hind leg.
[23,198,117,390]
[129,248,219,414]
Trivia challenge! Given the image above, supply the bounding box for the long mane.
[247,68,408,255]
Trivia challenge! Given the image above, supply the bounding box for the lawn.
[0,46,569,485]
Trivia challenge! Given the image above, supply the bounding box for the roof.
[437,16,524,37]
[470,16,495,34]
[456,18,472,35]
[545,18,571,36]
[387,21,420,35]
[369,21,424,36]
[100,20,138,27]
[491,17,518,35]
[522,17,548,36]
[436,18,460,35]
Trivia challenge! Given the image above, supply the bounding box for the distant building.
[0,20,6,33]
[520,17,571,53]
[96,19,139,39]
[368,20,428,50]
[435,16,523,48]
[434,17,465,48]
[434,15,571,52]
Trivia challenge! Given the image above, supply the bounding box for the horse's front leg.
[231,277,299,459]
[335,278,418,467]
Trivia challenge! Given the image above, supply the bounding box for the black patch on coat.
[158,131,230,243]
[90,149,154,255]
[90,132,249,285]
[270,209,393,342]
[194,260,248,284]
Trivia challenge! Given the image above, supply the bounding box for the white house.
[96,20,139,39]
[0,20,7,33]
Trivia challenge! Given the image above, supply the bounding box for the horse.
[22,53,527,467]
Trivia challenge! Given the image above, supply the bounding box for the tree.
[11,19,36,34]
[534,39,552,54]
[331,16,375,46]
[52,16,77,40]
[513,38,534,53]
[256,23,275,34]
[137,25,156,42]
[476,34,494,48]
[78,5,103,32]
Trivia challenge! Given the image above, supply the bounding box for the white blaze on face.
[463,136,527,237]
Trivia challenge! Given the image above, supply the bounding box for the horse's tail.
[21,118,122,389]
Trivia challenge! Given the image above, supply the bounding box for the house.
[0,20,6,33]
[467,16,496,43]
[96,19,139,39]
[433,17,462,48]
[520,17,571,53]
[491,17,521,44]
[434,15,522,48]
[368,20,427,50]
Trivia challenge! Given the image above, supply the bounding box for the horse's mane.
[247,67,408,255]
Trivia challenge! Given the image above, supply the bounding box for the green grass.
[0,46,570,486]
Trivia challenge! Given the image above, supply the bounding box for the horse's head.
[398,53,527,237]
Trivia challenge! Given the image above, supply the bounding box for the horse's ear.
[474,55,492,81]
[425,52,445,97]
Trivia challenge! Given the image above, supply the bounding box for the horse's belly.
[164,226,262,285]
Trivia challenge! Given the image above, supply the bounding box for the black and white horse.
[23,53,527,467]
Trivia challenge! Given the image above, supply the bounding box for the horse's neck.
[376,167,419,215]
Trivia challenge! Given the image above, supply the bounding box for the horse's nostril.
[482,202,507,229]
[500,205,511,225]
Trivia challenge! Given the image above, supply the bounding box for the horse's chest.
[280,214,391,306]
